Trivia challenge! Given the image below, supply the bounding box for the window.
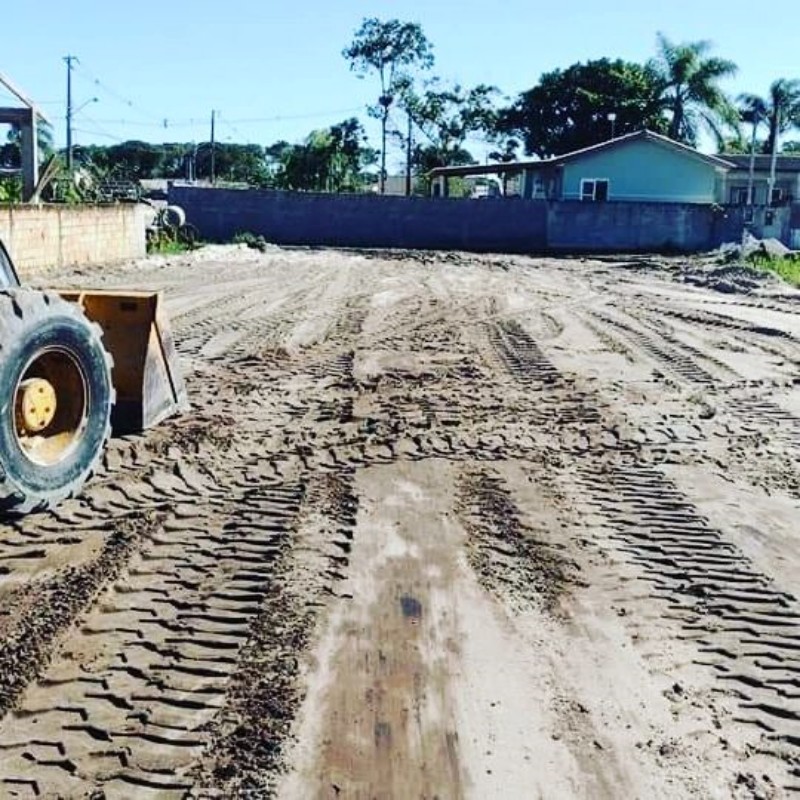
[770,187,784,206]
[730,187,750,205]
[581,179,609,201]
[532,177,545,198]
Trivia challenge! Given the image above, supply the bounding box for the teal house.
[430,130,734,204]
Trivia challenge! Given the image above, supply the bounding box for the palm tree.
[650,33,738,146]
[739,80,800,202]
[741,80,800,155]
[737,93,769,204]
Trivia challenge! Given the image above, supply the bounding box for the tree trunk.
[380,110,388,195]
[747,120,757,205]
[767,108,781,205]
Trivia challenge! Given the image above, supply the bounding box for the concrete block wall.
[0,204,146,279]
[547,201,717,251]
[169,187,549,253]
[170,185,796,254]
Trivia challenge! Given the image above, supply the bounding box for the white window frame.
[770,187,784,205]
[532,177,545,199]
[580,178,610,201]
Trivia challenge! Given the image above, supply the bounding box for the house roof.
[429,129,735,178]
[715,153,800,172]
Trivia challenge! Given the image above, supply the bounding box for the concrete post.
[20,108,39,201]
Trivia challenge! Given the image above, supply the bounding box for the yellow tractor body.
[58,290,188,433]
[0,238,187,514]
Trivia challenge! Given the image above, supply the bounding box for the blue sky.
[2,0,798,169]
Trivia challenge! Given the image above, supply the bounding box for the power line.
[73,109,126,144]
[218,113,250,145]
[66,108,366,129]
[72,127,125,143]
[72,59,164,126]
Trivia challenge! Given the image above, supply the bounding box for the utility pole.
[210,110,216,185]
[405,110,413,197]
[64,55,76,172]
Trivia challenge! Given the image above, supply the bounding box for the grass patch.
[760,257,800,287]
[748,255,800,287]
[146,224,201,255]
[147,238,192,255]
[232,231,271,252]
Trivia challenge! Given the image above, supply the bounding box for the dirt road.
[0,246,797,799]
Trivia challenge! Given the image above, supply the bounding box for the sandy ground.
[0,245,798,799]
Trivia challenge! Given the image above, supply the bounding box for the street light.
[607,112,617,140]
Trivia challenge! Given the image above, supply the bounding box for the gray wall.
[170,186,548,253]
[169,186,793,254]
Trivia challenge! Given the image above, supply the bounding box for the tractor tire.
[0,289,114,515]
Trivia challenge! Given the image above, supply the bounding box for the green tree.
[497,59,666,157]
[79,140,165,178]
[343,17,434,193]
[274,118,376,192]
[405,81,498,168]
[649,33,738,146]
[195,143,271,185]
[736,92,769,151]
[739,79,800,155]
[739,79,800,201]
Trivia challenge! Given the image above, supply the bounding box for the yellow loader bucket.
[59,290,188,433]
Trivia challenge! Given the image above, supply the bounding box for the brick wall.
[0,204,146,279]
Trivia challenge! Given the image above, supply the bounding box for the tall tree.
[735,92,769,203]
[740,79,800,201]
[405,80,498,168]
[497,59,666,157]
[740,79,800,155]
[649,33,737,146]
[343,18,434,193]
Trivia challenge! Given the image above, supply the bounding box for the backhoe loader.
[0,238,187,514]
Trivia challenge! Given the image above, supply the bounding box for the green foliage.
[343,18,434,191]
[0,176,22,203]
[405,81,497,167]
[343,18,434,94]
[271,118,377,192]
[746,251,800,286]
[649,33,738,146]
[498,58,666,157]
[498,37,740,156]
[73,140,273,186]
[233,231,270,251]
[146,223,199,254]
[51,122,377,195]
[717,137,749,154]
[739,80,800,155]
[146,235,192,255]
